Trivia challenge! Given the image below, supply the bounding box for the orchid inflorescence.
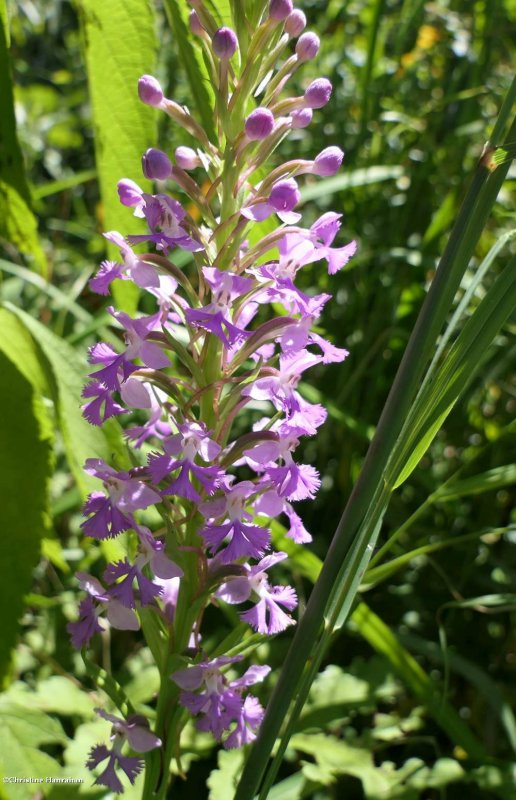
[69,0,356,793]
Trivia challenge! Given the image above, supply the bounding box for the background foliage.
[0,0,515,798]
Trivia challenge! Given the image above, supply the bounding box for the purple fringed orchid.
[81,460,161,539]
[73,4,356,793]
[171,657,270,747]
[86,709,161,793]
[217,552,297,634]
[200,481,271,563]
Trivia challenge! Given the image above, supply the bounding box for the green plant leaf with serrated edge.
[0,1,46,274]
[77,0,158,313]
[0,702,67,798]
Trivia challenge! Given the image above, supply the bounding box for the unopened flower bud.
[269,0,293,21]
[269,178,300,212]
[142,148,173,180]
[291,107,313,128]
[175,146,201,170]
[138,74,164,107]
[245,108,275,140]
[285,9,306,36]
[296,32,320,61]
[189,10,204,35]
[312,146,344,177]
[212,27,238,59]
[117,179,142,207]
[304,77,333,109]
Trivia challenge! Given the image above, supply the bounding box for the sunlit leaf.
[77,0,158,313]
[0,341,53,685]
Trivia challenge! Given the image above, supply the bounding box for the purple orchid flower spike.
[109,307,171,369]
[244,425,321,502]
[74,3,356,789]
[82,380,126,426]
[278,212,357,275]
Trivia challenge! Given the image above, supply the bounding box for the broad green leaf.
[208,750,245,800]
[3,677,96,718]
[0,350,53,685]
[288,734,463,797]
[0,1,46,273]
[77,0,158,313]
[0,701,66,798]
[0,309,48,394]
[469,764,516,800]
[265,774,304,800]
[163,0,215,139]
[5,304,128,497]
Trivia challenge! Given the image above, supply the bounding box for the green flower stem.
[234,78,516,800]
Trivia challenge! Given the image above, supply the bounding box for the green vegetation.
[0,0,514,798]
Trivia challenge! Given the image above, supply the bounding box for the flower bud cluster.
[72,2,356,791]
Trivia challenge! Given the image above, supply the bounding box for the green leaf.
[2,677,96,718]
[435,464,516,501]
[363,526,511,588]
[0,349,53,684]
[32,168,97,200]
[0,701,66,797]
[0,1,46,273]
[0,308,48,394]
[5,305,128,497]
[77,0,158,313]
[391,256,516,488]
[208,750,245,800]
